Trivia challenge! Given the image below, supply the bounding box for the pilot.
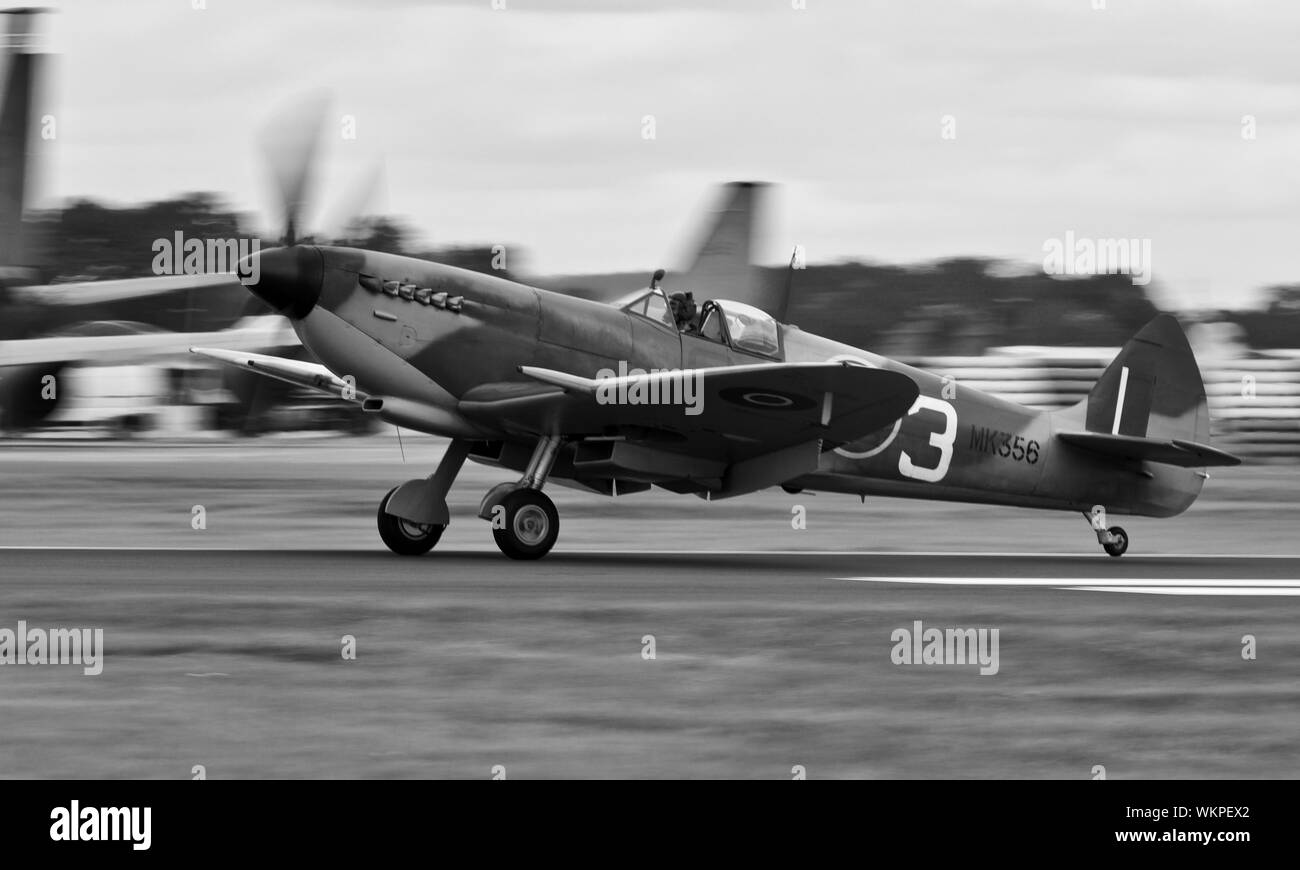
[668,291,698,333]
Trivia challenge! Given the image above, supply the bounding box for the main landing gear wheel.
[492,489,559,560]
[1103,526,1129,558]
[377,486,444,556]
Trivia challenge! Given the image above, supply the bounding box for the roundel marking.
[718,386,816,412]
[743,391,794,408]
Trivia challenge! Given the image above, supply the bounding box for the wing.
[462,362,918,496]
[8,273,241,308]
[189,346,362,402]
[0,316,298,367]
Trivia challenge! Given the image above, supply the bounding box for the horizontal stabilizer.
[1057,430,1241,467]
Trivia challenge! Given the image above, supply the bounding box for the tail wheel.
[1103,526,1129,558]
[492,489,559,560]
[377,486,444,555]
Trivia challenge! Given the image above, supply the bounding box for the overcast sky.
[21,0,1300,309]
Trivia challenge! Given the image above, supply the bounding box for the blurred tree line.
[1225,284,1300,349]
[26,193,516,284]
[30,192,244,282]
[21,192,1300,353]
[781,258,1160,355]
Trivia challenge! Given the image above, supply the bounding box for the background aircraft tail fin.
[681,182,788,321]
[1083,313,1210,444]
[0,8,42,272]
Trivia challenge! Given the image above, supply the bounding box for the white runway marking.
[1069,586,1300,596]
[842,576,1300,597]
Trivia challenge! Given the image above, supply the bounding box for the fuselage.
[290,246,1203,519]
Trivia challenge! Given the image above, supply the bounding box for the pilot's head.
[668,291,696,329]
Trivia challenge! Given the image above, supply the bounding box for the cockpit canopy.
[706,299,780,356]
[620,290,781,357]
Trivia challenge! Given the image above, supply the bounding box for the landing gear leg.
[480,435,562,560]
[377,438,471,556]
[1085,505,1129,558]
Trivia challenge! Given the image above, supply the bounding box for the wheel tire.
[492,489,559,560]
[1103,526,1128,558]
[377,486,444,555]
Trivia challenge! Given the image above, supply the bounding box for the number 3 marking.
[898,396,957,483]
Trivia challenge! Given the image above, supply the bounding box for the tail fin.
[0,8,42,272]
[1084,314,1206,441]
[1058,314,1240,467]
[680,182,787,320]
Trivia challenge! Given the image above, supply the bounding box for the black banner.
[1,781,1284,858]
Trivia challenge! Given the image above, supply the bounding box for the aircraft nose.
[240,245,324,319]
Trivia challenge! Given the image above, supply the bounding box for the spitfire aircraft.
[194,192,1240,560]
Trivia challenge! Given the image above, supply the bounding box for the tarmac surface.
[1,434,1297,778]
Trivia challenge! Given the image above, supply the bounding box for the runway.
[2,546,1298,778]
[2,437,1297,778]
